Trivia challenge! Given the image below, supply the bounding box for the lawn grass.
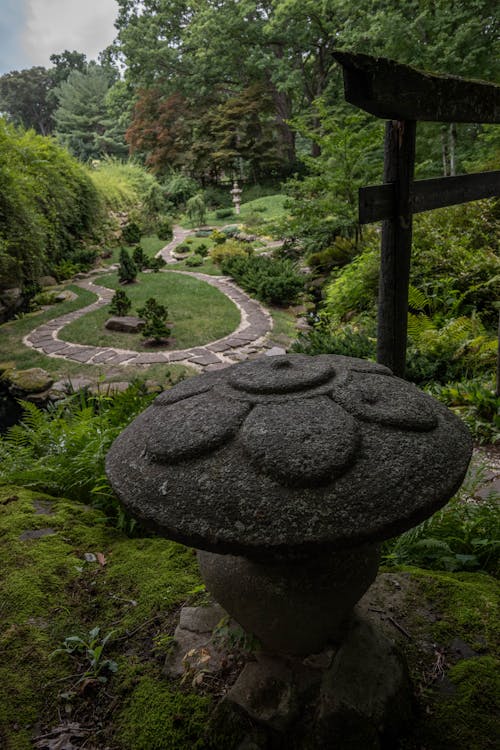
[180,193,289,229]
[61,271,240,351]
[0,285,194,384]
[168,258,222,275]
[101,235,166,266]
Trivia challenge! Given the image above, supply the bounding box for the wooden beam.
[360,170,500,224]
[333,51,500,124]
[377,120,416,377]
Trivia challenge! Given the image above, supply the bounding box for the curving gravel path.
[23,230,274,372]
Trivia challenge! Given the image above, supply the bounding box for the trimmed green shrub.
[176,243,190,254]
[215,208,235,219]
[210,229,226,245]
[122,222,142,244]
[137,297,170,343]
[196,243,208,257]
[147,256,166,272]
[110,289,132,317]
[211,240,251,266]
[132,244,148,271]
[118,248,137,284]
[185,253,203,267]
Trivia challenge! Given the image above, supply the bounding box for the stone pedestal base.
[165,604,413,749]
[197,543,381,655]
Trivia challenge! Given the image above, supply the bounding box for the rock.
[264,346,287,357]
[228,659,298,732]
[7,368,54,396]
[39,276,57,287]
[54,291,77,303]
[315,616,413,748]
[105,316,145,333]
[0,287,23,321]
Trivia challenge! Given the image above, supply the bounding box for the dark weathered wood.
[333,51,500,124]
[360,170,500,224]
[377,120,416,377]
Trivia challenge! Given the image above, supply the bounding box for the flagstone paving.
[23,229,277,372]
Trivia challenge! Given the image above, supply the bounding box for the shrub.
[161,171,198,207]
[122,221,142,244]
[429,379,500,445]
[215,208,235,219]
[53,260,80,281]
[0,119,101,293]
[196,243,208,257]
[210,229,227,245]
[118,248,137,284]
[156,215,173,241]
[147,256,166,272]
[132,244,148,270]
[110,289,132,317]
[185,253,203,267]
[291,325,376,359]
[220,255,304,306]
[186,193,207,226]
[176,243,190,254]
[137,297,170,343]
[306,237,356,275]
[211,240,251,266]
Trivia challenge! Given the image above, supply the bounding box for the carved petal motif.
[333,373,438,431]
[147,392,251,462]
[240,397,359,487]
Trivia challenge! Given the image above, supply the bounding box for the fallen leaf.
[96,552,107,566]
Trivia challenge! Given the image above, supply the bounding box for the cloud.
[0,0,29,73]
[21,0,119,68]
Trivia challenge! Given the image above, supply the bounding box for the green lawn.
[61,271,240,350]
[101,235,166,266]
[0,285,194,383]
[181,193,289,230]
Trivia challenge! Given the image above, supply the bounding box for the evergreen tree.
[109,288,132,316]
[118,247,137,283]
[138,297,170,343]
[53,65,127,160]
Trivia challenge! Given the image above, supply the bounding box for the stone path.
[23,233,275,372]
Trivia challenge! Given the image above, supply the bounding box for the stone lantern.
[231,180,242,214]
[106,355,472,746]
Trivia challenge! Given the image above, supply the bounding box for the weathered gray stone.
[105,316,145,333]
[198,543,380,654]
[7,368,54,396]
[106,354,472,561]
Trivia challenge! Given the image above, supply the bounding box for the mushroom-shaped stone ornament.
[106,355,472,654]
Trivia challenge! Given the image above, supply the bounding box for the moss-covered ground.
[0,484,498,749]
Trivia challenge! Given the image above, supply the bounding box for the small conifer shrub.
[109,289,132,317]
[137,297,171,343]
[118,248,137,284]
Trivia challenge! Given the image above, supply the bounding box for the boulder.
[105,316,145,333]
[38,276,57,287]
[7,368,54,397]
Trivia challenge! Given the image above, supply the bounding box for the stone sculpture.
[106,354,472,745]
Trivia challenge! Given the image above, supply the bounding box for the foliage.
[0,67,56,135]
[0,118,101,293]
[210,240,252,266]
[0,384,156,521]
[160,171,199,207]
[429,380,500,445]
[50,626,118,687]
[147,256,167,272]
[132,244,148,271]
[382,462,499,575]
[137,297,171,343]
[323,237,380,322]
[291,325,376,359]
[118,248,137,284]
[53,64,127,160]
[122,221,142,245]
[186,193,207,226]
[185,253,204,267]
[156,215,173,241]
[110,289,132,317]
[210,229,226,245]
[87,158,164,221]
[306,236,358,276]
[220,254,304,306]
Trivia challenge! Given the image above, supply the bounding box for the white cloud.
[21,0,119,68]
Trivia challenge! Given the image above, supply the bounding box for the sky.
[0,0,120,75]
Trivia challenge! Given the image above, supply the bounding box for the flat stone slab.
[106,354,472,561]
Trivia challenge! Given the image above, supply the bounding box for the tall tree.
[0,67,55,134]
[53,65,127,160]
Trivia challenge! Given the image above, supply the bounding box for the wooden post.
[377,119,416,377]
